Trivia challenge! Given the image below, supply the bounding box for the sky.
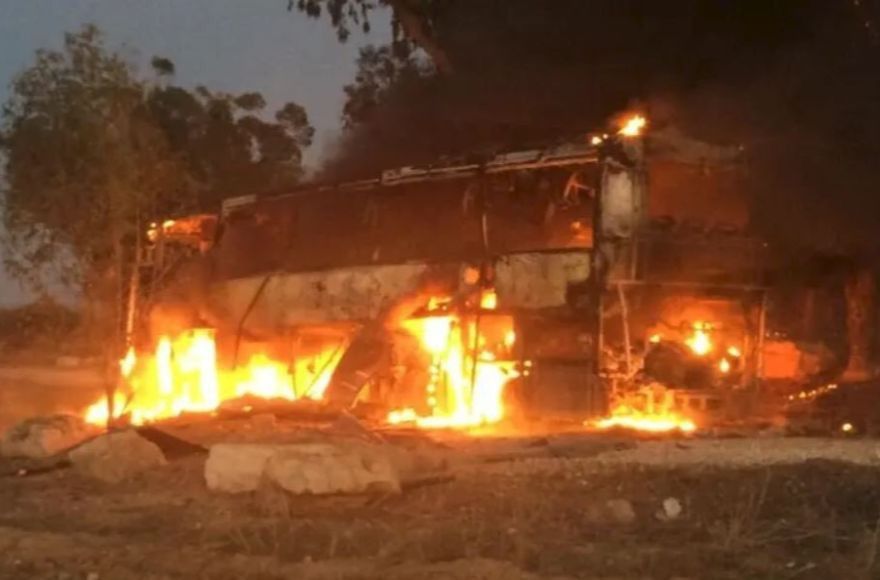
[0,0,387,306]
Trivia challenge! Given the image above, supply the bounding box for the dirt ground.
[2,426,880,580]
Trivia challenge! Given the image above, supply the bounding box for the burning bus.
[85,116,767,432]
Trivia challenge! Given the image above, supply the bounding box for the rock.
[1,415,96,459]
[205,441,401,495]
[659,497,683,521]
[205,444,280,493]
[586,498,636,525]
[266,442,399,495]
[605,499,637,524]
[69,430,167,483]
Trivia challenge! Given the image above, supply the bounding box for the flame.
[727,346,742,358]
[387,293,518,429]
[619,115,647,137]
[85,291,515,430]
[119,347,136,377]
[84,329,345,426]
[480,289,498,310]
[719,358,731,374]
[593,405,696,433]
[685,323,713,356]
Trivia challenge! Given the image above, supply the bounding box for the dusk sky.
[0,0,386,305]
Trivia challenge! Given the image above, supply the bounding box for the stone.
[265,442,400,495]
[658,497,683,521]
[1,415,96,459]
[205,441,401,495]
[605,499,637,524]
[69,430,166,483]
[205,443,280,493]
[586,498,636,525]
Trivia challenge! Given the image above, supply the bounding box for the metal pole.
[756,290,768,384]
[617,283,632,377]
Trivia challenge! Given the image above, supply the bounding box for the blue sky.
[0,0,387,305]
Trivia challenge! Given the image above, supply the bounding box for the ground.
[1,368,878,579]
[2,428,880,580]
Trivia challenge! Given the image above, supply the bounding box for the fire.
[719,358,731,374]
[84,329,345,426]
[619,115,647,137]
[387,293,519,429]
[593,405,696,433]
[685,322,713,356]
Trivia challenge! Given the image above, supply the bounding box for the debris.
[1,415,96,459]
[658,497,683,521]
[68,430,167,483]
[205,441,401,495]
[134,426,207,459]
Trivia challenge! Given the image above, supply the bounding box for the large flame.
[618,114,647,137]
[387,292,519,429]
[85,291,517,430]
[84,329,345,426]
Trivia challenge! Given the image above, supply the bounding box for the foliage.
[341,45,431,130]
[146,66,314,206]
[290,0,451,73]
[0,25,185,294]
[0,25,314,300]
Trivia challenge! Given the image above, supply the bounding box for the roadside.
[1,435,879,580]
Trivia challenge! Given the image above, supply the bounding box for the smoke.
[320,0,880,255]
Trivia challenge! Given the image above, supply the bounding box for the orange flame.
[593,405,696,433]
[618,115,647,137]
[387,294,519,429]
[685,322,713,356]
[84,329,345,426]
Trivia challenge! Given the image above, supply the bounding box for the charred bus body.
[137,126,765,425]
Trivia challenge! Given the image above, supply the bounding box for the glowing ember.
[685,323,713,356]
[648,333,662,344]
[727,346,742,358]
[719,358,731,374]
[619,115,647,137]
[593,405,696,433]
[84,329,345,426]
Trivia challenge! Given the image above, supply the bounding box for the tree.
[340,44,431,130]
[290,0,452,74]
[145,66,314,206]
[1,25,185,312]
[0,25,314,363]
